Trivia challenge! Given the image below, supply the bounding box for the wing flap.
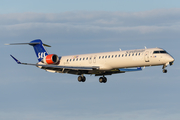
[38,64,99,71]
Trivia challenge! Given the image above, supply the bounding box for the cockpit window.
[153,51,159,54]
[160,51,167,53]
[153,50,167,54]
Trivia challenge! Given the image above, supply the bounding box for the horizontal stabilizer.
[43,44,51,47]
[5,42,51,47]
[6,42,40,45]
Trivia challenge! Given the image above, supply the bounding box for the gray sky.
[1,1,180,120]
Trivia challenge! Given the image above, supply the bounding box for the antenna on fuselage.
[144,46,147,49]
[119,48,122,51]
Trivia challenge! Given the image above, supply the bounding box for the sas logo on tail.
[38,52,47,59]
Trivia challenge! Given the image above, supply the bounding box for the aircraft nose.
[169,56,175,66]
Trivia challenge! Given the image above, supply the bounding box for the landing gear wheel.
[103,77,107,83]
[78,76,82,82]
[81,76,86,82]
[163,69,167,73]
[99,77,104,83]
[78,76,86,82]
[99,77,107,83]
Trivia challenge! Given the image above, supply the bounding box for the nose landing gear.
[162,63,169,73]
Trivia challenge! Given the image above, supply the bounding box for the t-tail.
[30,39,50,62]
[6,39,51,62]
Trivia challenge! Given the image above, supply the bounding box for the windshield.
[153,50,167,54]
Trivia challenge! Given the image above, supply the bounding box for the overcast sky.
[1,1,180,120]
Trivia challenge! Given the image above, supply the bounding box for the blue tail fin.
[30,39,49,62]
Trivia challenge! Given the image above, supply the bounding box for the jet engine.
[42,54,59,65]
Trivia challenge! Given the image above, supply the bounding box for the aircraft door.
[93,55,97,63]
[144,51,150,62]
[89,56,92,64]
[89,55,97,64]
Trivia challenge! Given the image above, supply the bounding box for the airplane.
[7,39,175,83]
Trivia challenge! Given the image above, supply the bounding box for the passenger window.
[136,53,138,56]
[112,55,114,58]
[80,58,81,61]
[122,54,124,57]
[86,57,88,60]
[129,54,131,56]
[67,59,69,62]
[138,53,141,56]
[118,54,121,57]
[108,55,110,58]
[83,58,85,60]
[73,59,75,61]
[102,56,104,59]
[99,56,101,59]
[132,53,134,56]
[105,56,107,58]
[115,55,117,57]
[125,54,127,57]
[76,58,78,61]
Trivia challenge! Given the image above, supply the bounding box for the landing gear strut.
[99,76,107,83]
[78,75,86,82]
[162,63,168,73]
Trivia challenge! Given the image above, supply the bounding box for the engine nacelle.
[42,54,59,65]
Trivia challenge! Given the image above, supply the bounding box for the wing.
[10,55,142,75]
[10,55,99,75]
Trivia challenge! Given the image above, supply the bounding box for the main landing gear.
[99,76,107,83]
[77,75,107,83]
[78,75,86,82]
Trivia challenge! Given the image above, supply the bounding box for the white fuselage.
[10,39,175,83]
[58,48,174,70]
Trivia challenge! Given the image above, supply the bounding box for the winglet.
[10,55,22,64]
